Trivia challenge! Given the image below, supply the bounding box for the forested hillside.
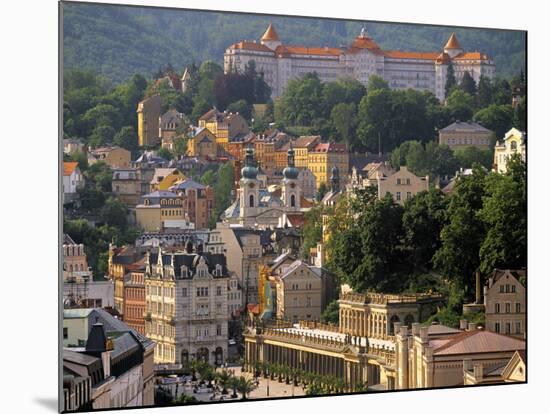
[62,2,526,84]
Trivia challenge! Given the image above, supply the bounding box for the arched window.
[249,194,254,207]
[290,194,296,207]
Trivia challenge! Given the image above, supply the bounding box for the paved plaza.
[161,366,305,404]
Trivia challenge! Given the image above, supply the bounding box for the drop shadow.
[34,397,58,412]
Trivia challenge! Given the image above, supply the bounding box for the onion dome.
[283,146,299,180]
[241,147,258,180]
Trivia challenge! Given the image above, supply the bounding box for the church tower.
[282,144,300,210]
[240,147,260,220]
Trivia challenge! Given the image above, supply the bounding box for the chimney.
[459,319,468,330]
[475,270,482,304]
[85,322,107,357]
[468,322,477,331]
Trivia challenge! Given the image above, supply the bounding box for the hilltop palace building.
[224,24,495,101]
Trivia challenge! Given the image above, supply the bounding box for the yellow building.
[494,127,526,173]
[88,146,131,169]
[294,135,320,168]
[135,191,185,232]
[149,168,185,192]
[198,108,249,151]
[307,142,349,188]
[137,95,162,147]
[187,127,218,158]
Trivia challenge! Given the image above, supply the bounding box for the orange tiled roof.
[453,52,490,61]
[385,51,441,60]
[63,162,79,176]
[261,23,280,41]
[286,213,306,228]
[444,32,462,50]
[283,45,341,56]
[232,41,274,53]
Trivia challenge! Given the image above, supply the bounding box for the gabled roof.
[170,179,206,191]
[432,329,525,356]
[63,162,79,176]
[294,135,321,148]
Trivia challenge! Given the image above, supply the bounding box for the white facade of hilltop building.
[224,24,495,101]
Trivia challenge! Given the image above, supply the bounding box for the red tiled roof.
[286,213,306,228]
[453,52,490,61]
[311,142,348,153]
[294,135,321,148]
[63,162,79,176]
[432,329,525,356]
[232,41,274,53]
[283,45,341,57]
[385,51,440,60]
[300,197,314,208]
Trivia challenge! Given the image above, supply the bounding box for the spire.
[261,23,280,41]
[444,32,462,50]
[359,25,369,38]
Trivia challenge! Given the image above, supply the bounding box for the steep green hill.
[62,2,525,84]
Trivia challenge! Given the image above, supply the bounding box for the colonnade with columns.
[340,307,391,339]
[244,336,388,390]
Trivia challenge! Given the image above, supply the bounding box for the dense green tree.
[454,146,493,170]
[391,140,458,179]
[356,88,393,152]
[328,194,405,292]
[85,161,112,192]
[300,206,323,259]
[200,170,216,186]
[446,89,474,121]
[100,197,128,228]
[281,73,324,126]
[68,150,89,171]
[320,300,340,324]
[208,162,235,228]
[474,104,514,139]
[113,126,138,154]
[478,155,526,274]
[367,75,389,92]
[89,125,115,147]
[445,64,457,97]
[476,75,493,108]
[491,78,512,105]
[433,165,487,298]
[81,103,120,137]
[316,182,328,202]
[330,102,357,149]
[402,188,448,270]
[173,137,188,157]
[190,99,211,124]
[460,71,477,96]
[514,96,526,132]
[227,99,252,120]
[199,60,223,80]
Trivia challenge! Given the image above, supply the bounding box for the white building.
[63,162,84,203]
[144,243,229,366]
[225,24,495,101]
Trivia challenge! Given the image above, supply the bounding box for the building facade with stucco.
[225,25,495,101]
[376,166,429,205]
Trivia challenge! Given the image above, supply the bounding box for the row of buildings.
[243,268,526,392]
[224,24,495,101]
